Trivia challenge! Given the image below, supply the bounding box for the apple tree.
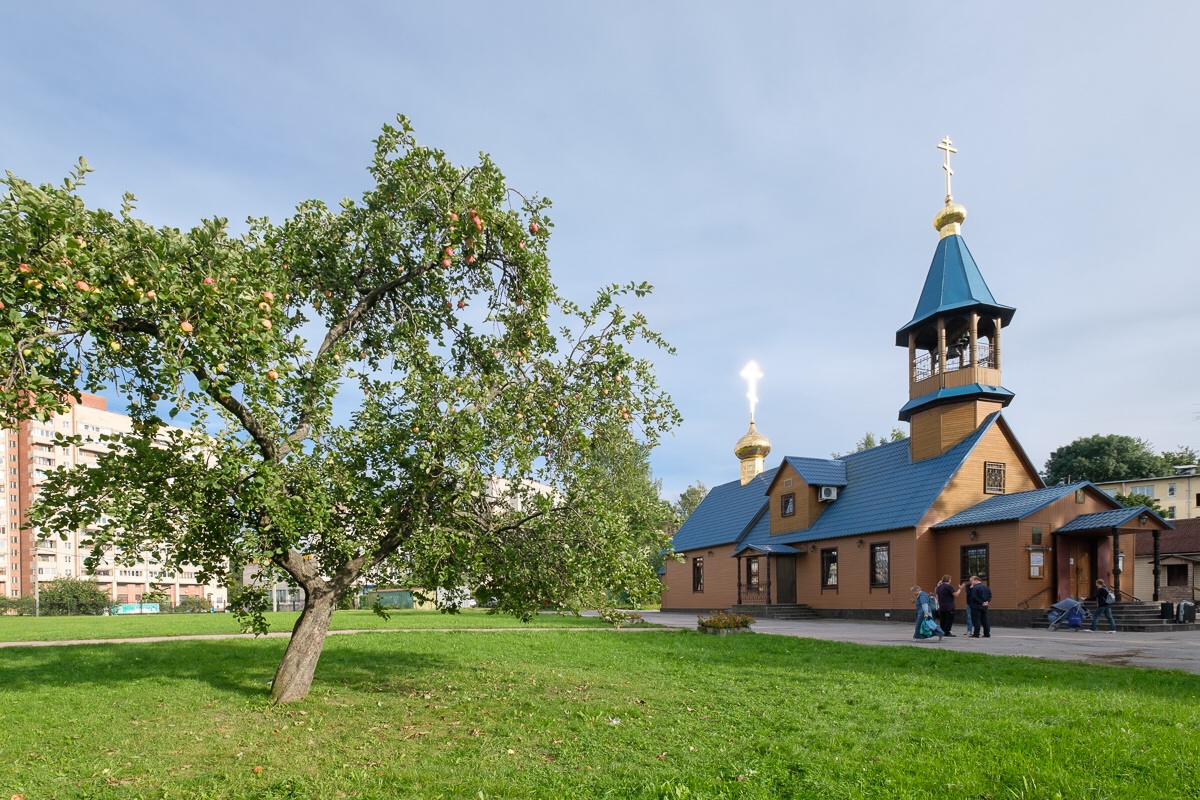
[1,116,679,703]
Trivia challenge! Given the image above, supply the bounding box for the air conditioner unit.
[818,486,839,502]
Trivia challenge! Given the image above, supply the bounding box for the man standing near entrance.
[967,575,992,638]
[935,575,960,636]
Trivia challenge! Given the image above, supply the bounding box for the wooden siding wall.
[931,490,1135,609]
[660,543,739,611]
[927,423,1041,524]
[768,462,826,535]
[791,532,915,609]
[910,366,1002,400]
[910,400,1004,462]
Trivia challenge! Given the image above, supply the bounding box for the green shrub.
[36,577,114,616]
[173,595,213,613]
[0,594,37,616]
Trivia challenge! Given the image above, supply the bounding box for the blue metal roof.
[895,234,1016,346]
[1057,507,1174,533]
[782,456,847,487]
[670,467,776,553]
[933,482,1091,528]
[898,384,1014,421]
[733,541,800,555]
[732,414,1004,550]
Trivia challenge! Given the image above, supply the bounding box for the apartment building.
[1095,465,1200,521]
[2,393,227,609]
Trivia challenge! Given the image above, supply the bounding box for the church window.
[821,548,838,588]
[983,462,1006,494]
[780,492,795,517]
[692,557,704,593]
[961,545,989,582]
[1075,489,1085,504]
[746,557,760,590]
[1030,526,1042,545]
[869,543,890,588]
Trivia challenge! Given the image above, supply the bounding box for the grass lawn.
[0,609,613,642]
[1,628,1197,799]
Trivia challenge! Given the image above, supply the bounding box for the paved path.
[641,611,1200,675]
[0,626,654,649]
[6,615,1200,675]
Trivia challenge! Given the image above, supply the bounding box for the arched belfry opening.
[896,138,1016,461]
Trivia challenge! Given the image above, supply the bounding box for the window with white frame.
[984,462,1006,494]
[1131,485,1155,498]
[1168,483,1177,497]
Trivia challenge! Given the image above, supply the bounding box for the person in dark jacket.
[1086,579,1117,633]
[934,575,961,636]
[966,575,992,638]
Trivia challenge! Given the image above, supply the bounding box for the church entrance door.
[776,556,796,604]
[1071,542,1093,598]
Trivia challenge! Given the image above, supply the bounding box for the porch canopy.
[1057,506,1174,602]
[732,542,800,606]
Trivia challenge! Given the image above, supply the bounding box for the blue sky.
[4,3,1198,500]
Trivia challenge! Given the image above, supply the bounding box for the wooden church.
[660,139,1173,623]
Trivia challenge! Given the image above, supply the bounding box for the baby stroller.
[1048,598,1090,631]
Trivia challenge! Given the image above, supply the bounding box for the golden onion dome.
[934,201,967,238]
[734,421,771,460]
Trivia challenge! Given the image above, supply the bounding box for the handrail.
[1017,585,1053,610]
[1081,590,1142,605]
[1108,589,1141,604]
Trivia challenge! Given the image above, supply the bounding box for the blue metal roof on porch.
[1057,507,1174,532]
[733,541,800,555]
[932,482,1091,528]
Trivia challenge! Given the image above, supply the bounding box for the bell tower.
[896,138,1016,462]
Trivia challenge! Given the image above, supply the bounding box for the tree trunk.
[269,587,336,704]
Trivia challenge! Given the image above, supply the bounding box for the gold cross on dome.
[937,136,957,202]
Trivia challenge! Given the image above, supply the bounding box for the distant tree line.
[1043,435,1197,486]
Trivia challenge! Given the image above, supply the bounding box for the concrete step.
[1044,622,1198,633]
[1036,601,1198,632]
[731,603,820,621]
[764,604,820,621]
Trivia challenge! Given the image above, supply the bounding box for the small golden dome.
[934,202,967,238]
[734,421,771,460]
